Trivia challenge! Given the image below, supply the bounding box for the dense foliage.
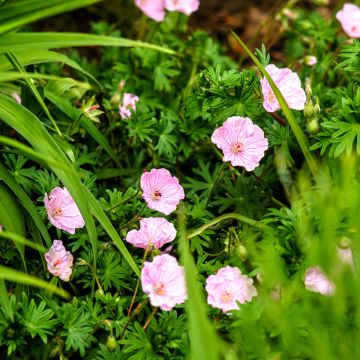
[0,1,360,359]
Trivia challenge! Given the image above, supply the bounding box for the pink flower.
[134,0,166,22]
[11,93,21,104]
[140,168,185,215]
[119,93,139,119]
[44,187,85,234]
[165,0,200,15]
[211,116,268,171]
[45,240,74,281]
[205,266,257,313]
[126,217,176,249]
[304,55,317,66]
[304,266,335,296]
[141,254,187,310]
[261,64,306,112]
[337,247,354,268]
[336,4,360,38]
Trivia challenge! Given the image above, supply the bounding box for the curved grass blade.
[0,265,70,299]
[177,204,221,360]
[0,33,176,55]
[0,162,52,247]
[0,0,100,35]
[0,231,47,253]
[0,50,102,89]
[230,30,318,176]
[0,96,140,278]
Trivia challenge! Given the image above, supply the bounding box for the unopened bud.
[314,98,321,115]
[106,336,117,352]
[307,118,319,134]
[236,244,248,260]
[312,0,329,5]
[304,101,315,119]
[304,55,317,66]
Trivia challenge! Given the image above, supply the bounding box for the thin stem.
[269,112,286,126]
[143,307,158,331]
[187,213,271,240]
[206,162,228,207]
[127,245,151,316]
[120,301,146,339]
[119,203,146,230]
[107,190,140,213]
[66,111,83,137]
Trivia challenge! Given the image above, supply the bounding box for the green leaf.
[0,33,176,55]
[0,50,101,89]
[0,0,101,35]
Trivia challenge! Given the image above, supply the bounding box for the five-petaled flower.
[205,266,257,313]
[261,64,306,112]
[126,217,177,249]
[119,93,139,119]
[45,240,74,281]
[304,266,335,296]
[336,3,360,38]
[141,254,187,310]
[211,116,268,171]
[140,168,185,215]
[44,187,85,234]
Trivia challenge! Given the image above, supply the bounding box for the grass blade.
[230,30,318,176]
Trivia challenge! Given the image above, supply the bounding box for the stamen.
[151,190,162,201]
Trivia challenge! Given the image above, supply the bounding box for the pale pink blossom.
[134,0,166,22]
[304,56,317,66]
[45,240,74,281]
[140,168,185,215]
[165,0,200,15]
[44,187,85,234]
[141,254,187,310]
[125,217,176,249]
[336,4,360,38]
[119,93,139,119]
[205,266,257,313]
[261,64,306,112]
[304,266,335,296]
[211,116,268,171]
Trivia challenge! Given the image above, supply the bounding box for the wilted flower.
[336,4,360,38]
[82,96,103,123]
[261,64,306,112]
[211,116,268,171]
[141,254,187,310]
[45,240,74,281]
[338,247,354,268]
[119,93,139,119]
[205,266,257,313]
[134,0,166,22]
[165,0,200,15]
[126,217,177,249]
[44,187,85,234]
[140,168,185,215]
[304,266,335,296]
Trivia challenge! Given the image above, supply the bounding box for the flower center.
[154,282,166,295]
[231,142,244,153]
[351,25,357,33]
[267,91,277,104]
[220,290,233,304]
[52,207,63,217]
[151,190,162,201]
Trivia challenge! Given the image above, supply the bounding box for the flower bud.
[304,101,315,119]
[307,118,319,134]
[304,56,317,66]
[106,336,117,352]
[236,244,248,260]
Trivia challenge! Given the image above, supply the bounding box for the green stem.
[230,31,318,176]
[187,213,270,240]
[206,162,227,207]
[143,307,158,331]
[107,190,140,213]
[66,111,83,137]
[119,202,146,230]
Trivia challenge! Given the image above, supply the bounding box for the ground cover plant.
[0,0,360,359]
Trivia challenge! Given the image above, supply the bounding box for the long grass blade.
[230,30,318,176]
